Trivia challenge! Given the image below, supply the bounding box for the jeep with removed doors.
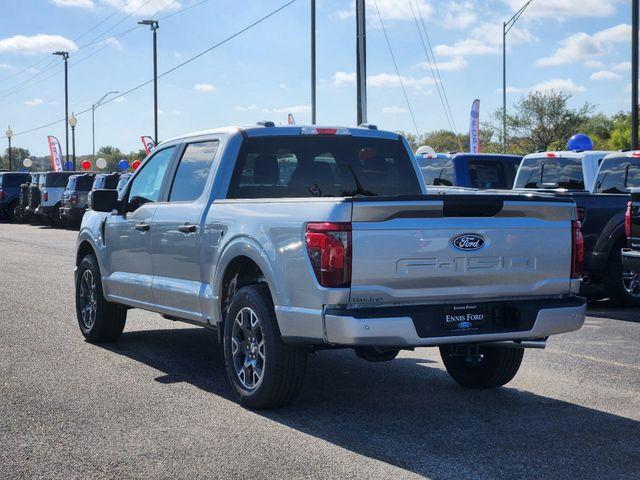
[75,124,586,409]
[0,172,30,222]
[515,150,640,305]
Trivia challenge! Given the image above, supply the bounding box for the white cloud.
[265,105,311,114]
[382,106,407,114]
[100,0,180,16]
[503,0,618,20]
[434,39,497,57]
[442,2,477,29]
[332,71,436,89]
[0,63,13,69]
[113,96,126,103]
[472,22,536,47]
[50,0,94,7]
[584,60,604,69]
[193,83,216,92]
[416,56,468,72]
[235,104,259,111]
[279,83,287,89]
[173,51,182,59]
[536,24,630,67]
[0,34,77,55]
[613,61,631,72]
[332,71,357,86]
[24,98,44,106]
[590,70,622,81]
[500,78,586,94]
[335,0,432,21]
[102,37,122,50]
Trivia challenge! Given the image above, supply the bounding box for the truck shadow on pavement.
[586,303,640,323]
[101,327,640,479]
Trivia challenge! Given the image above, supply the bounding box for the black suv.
[60,173,96,226]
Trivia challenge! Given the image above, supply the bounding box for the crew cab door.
[103,146,176,307]
[150,140,219,322]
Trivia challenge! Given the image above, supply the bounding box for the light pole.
[633,0,639,149]
[502,0,533,152]
[5,125,12,171]
[92,91,118,160]
[138,19,159,144]
[356,0,367,125]
[311,0,316,125]
[53,51,70,169]
[69,113,77,167]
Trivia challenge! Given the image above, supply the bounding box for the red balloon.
[132,160,141,170]
[81,160,91,171]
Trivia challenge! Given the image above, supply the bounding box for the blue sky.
[0,0,634,156]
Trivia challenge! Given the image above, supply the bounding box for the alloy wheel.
[79,269,98,330]
[231,307,265,390]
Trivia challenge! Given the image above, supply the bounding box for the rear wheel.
[7,200,20,222]
[75,254,127,342]
[439,345,524,389]
[604,246,640,307]
[223,284,306,409]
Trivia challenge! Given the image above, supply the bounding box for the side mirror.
[91,189,119,213]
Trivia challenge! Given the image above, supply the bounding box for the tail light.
[70,194,78,206]
[43,191,48,202]
[625,201,632,238]
[577,207,585,222]
[571,220,584,279]
[0,190,3,200]
[305,222,351,288]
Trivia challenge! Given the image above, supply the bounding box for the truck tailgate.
[349,195,576,305]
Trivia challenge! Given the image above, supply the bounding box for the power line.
[372,0,420,136]
[2,0,299,139]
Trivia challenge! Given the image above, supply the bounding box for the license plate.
[443,304,486,332]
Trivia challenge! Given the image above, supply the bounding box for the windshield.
[417,157,454,186]
[227,135,421,198]
[515,156,585,190]
[117,174,131,191]
[74,175,95,190]
[594,156,640,193]
[467,160,510,189]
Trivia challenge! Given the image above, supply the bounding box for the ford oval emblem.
[451,233,485,251]
[457,321,472,329]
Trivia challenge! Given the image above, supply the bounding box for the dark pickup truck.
[417,153,522,189]
[622,188,640,295]
[514,151,640,305]
[0,172,30,221]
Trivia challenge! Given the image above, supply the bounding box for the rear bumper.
[622,248,640,272]
[59,206,84,221]
[322,297,586,347]
[35,205,55,216]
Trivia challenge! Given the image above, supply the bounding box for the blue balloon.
[118,159,130,170]
[567,133,593,151]
[64,161,74,171]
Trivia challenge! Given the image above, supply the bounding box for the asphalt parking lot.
[0,222,639,479]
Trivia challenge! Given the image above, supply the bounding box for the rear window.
[75,175,95,190]
[417,157,454,186]
[594,157,640,193]
[467,160,508,189]
[0,174,28,187]
[103,174,120,189]
[45,172,74,188]
[227,136,421,198]
[515,157,585,190]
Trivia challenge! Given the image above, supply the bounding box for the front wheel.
[223,284,306,409]
[75,254,127,342]
[439,345,524,389]
[605,246,640,307]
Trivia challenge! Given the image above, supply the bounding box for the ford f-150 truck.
[76,124,586,409]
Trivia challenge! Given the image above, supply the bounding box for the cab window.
[127,147,175,211]
[168,141,218,202]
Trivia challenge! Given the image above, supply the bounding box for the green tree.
[1,147,31,170]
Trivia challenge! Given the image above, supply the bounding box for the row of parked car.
[416,149,640,306]
[0,170,131,227]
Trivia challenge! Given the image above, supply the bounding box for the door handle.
[178,224,197,234]
[135,222,150,232]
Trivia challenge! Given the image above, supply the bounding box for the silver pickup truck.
[75,124,586,409]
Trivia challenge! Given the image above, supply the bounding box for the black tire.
[223,284,306,409]
[439,345,524,389]
[604,245,640,307]
[75,254,127,342]
[7,199,20,222]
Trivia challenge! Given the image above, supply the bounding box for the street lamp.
[69,113,77,168]
[53,51,71,169]
[502,0,533,152]
[5,125,13,172]
[138,19,159,144]
[92,91,118,160]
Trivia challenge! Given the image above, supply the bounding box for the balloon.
[64,161,74,171]
[132,160,141,170]
[22,158,32,168]
[567,133,593,151]
[96,157,107,169]
[81,160,91,171]
[118,159,129,171]
[415,145,436,158]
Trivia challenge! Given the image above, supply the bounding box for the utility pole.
[502,0,533,153]
[311,0,316,125]
[53,51,70,169]
[139,19,159,144]
[92,91,118,160]
[633,0,639,149]
[6,126,12,172]
[356,0,367,125]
